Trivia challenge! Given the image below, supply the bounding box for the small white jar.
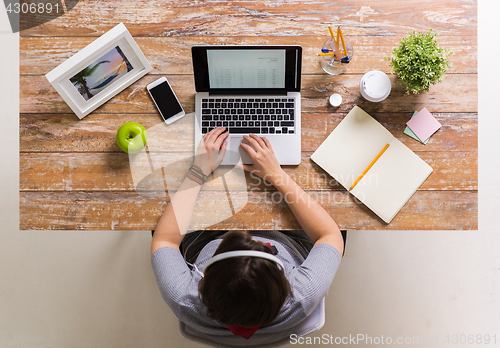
[329,93,342,107]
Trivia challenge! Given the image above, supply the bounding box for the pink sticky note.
[406,108,441,142]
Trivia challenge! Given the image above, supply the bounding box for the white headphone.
[190,250,285,278]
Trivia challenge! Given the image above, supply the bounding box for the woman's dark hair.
[198,231,291,327]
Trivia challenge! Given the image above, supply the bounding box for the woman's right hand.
[193,127,229,176]
[238,134,287,186]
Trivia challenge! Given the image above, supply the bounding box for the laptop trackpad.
[230,137,254,164]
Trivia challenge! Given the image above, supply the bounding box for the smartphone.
[147,77,185,124]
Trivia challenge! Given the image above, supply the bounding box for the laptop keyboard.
[200,97,296,135]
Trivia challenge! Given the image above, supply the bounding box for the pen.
[317,52,351,63]
[322,48,348,53]
[340,56,351,63]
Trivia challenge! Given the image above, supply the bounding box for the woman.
[151,127,344,344]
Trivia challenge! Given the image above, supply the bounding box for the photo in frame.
[46,23,152,119]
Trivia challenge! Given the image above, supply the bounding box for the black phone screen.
[149,81,184,120]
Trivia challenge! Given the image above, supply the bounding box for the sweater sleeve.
[151,246,231,334]
[151,246,200,314]
[288,243,342,316]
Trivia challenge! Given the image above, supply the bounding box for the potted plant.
[386,30,452,94]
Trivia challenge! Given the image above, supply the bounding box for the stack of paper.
[404,108,441,144]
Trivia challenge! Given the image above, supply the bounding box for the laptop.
[192,45,302,165]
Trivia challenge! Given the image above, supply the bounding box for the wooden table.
[19,0,477,230]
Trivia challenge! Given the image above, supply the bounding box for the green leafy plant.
[386,30,452,94]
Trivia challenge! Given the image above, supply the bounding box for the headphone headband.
[203,250,285,272]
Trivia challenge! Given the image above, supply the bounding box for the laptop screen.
[207,49,286,89]
[192,45,302,94]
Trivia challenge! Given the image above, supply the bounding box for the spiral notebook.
[311,106,433,223]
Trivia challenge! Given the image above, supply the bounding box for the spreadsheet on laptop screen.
[207,49,286,89]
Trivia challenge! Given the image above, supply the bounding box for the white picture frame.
[46,23,152,119]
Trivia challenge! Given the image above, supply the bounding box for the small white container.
[329,93,342,107]
[360,71,391,102]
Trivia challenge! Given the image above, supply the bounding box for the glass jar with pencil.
[318,26,354,75]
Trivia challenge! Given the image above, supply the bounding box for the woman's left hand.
[193,127,229,175]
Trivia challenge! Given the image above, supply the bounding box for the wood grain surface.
[19,0,477,37]
[20,36,477,75]
[19,0,477,230]
[20,74,478,114]
[20,191,477,231]
[20,113,477,153]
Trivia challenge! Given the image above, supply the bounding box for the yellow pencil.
[337,26,348,58]
[328,26,336,41]
[327,26,342,59]
[350,144,390,190]
[317,52,336,56]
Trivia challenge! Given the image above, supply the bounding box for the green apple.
[116,122,147,153]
